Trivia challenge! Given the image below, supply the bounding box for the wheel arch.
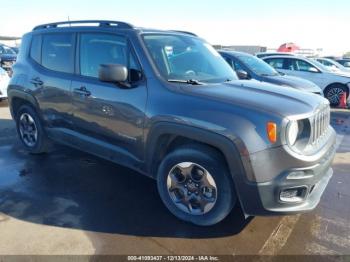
[8,90,41,119]
[145,122,258,216]
[145,122,249,182]
[324,82,349,96]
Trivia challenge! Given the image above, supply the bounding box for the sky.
[0,0,349,55]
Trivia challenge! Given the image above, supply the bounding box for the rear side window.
[265,58,284,69]
[42,34,75,73]
[30,35,42,64]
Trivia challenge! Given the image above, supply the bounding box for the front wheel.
[324,84,348,106]
[157,144,236,226]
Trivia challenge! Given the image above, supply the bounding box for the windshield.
[142,34,237,83]
[237,54,279,76]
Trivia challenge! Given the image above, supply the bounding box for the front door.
[71,33,147,160]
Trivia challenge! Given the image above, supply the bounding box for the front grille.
[310,105,330,144]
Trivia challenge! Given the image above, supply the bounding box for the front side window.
[143,34,237,83]
[238,55,278,76]
[42,33,74,73]
[292,59,318,72]
[233,60,244,71]
[265,58,285,70]
[318,59,332,67]
[79,33,141,81]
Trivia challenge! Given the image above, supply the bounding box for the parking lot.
[0,100,349,256]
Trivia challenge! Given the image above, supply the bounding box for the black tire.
[157,144,236,226]
[15,104,52,154]
[324,84,348,106]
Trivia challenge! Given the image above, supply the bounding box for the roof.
[32,20,198,37]
[261,54,305,59]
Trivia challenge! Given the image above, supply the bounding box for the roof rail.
[171,30,197,37]
[33,20,134,31]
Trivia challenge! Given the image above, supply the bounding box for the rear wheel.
[324,84,348,106]
[157,144,236,226]
[15,104,52,154]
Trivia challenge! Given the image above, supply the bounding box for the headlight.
[287,120,299,146]
[286,119,311,152]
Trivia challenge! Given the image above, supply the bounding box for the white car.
[316,58,350,73]
[263,55,350,106]
[0,67,9,101]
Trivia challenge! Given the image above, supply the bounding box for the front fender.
[145,121,250,180]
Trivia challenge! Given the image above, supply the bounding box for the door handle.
[30,77,44,86]
[73,86,91,97]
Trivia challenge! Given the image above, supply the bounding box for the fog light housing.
[280,186,307,203]
[287,171,313,180]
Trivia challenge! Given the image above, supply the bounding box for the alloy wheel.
[166,162,217,215]
[19,113,38,147]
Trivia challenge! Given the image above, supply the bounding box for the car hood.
[183,80,327,118]
[261,74,322,93]
[0,54,17,61]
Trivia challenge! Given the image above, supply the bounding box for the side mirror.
[308,67,319,73]
[236,69,250,80]
[99,64,128,83]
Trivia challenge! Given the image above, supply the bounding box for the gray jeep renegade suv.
[8,20,336,226]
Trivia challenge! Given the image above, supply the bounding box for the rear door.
[70,32,147,160]
[29,32,75,129]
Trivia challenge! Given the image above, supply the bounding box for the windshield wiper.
[168,79,203,85]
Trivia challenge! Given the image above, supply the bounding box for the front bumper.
[236,128,336,216]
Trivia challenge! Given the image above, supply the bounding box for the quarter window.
[30,35,42,64]
[42,33,75,73]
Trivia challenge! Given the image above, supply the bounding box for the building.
[213,45,267,54]
[0,36,21,47]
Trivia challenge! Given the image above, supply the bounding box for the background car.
[0,67,9,101]
[255,52,295,59]
[262,55,350,106]
[11,46,20,54]
[336,59,350,68]
[219,50,323,95]
[316,58,350,73]
[0,44,17,73]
